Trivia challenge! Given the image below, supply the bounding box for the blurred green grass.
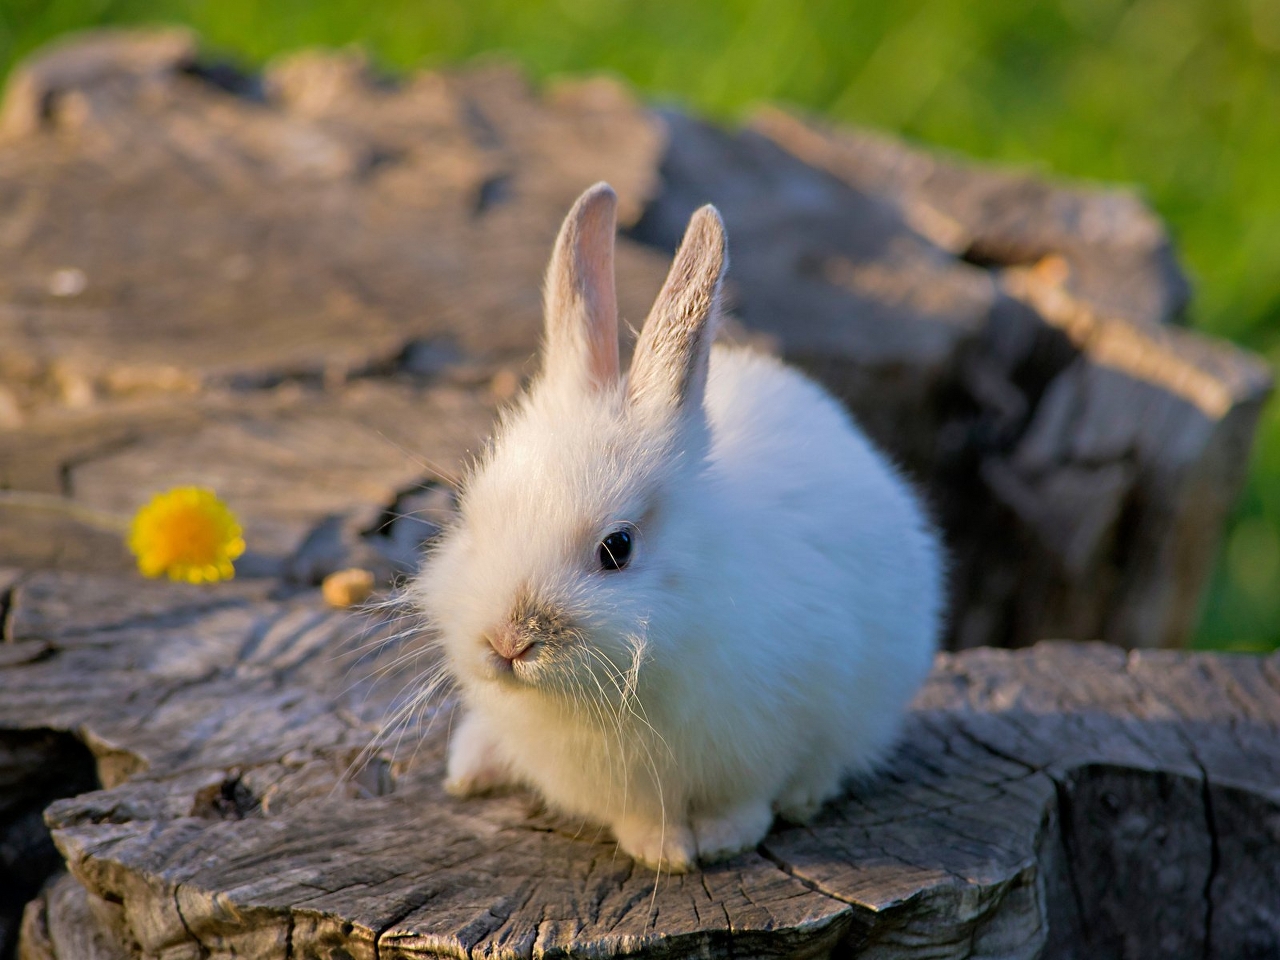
[2,0,1277,650]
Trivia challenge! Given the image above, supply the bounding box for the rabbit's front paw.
[614,817,697,873]
[773,771,842,824]
[443,764,509,798]
[444,712,514,797]
[692,799,774,862]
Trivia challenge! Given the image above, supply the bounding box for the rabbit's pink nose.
[486,626,536,666]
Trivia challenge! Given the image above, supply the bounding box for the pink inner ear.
[576,226,619,388]
[544,183,621,391]
[571,189,619,389]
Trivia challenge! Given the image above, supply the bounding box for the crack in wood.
[937,716,1043,775]
[0,586,20,648]
[171,883,211,959]
[1196,763,1220,960]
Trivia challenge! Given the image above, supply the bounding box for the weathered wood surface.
[635,110,1271,651]
[0,29,1270,650]
[0,28,1277,960]
[2,571,1279,959]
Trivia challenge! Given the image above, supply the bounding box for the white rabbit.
[414,182,943,871]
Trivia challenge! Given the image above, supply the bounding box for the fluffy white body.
[415,184,943,870]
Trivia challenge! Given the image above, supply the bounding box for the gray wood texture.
[0,31,1268,652]
[0,29,1276,960]
[2,572,1279,959]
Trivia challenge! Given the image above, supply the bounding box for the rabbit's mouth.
[484,637,542,680]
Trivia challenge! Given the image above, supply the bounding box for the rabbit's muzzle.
[485,592,585,672]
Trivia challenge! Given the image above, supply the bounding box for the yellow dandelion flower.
[128,487,245,583]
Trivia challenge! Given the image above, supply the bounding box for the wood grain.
[0,30,1268,648]
[2,573,1278,958]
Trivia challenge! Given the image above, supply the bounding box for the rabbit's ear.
[628,204,726,417]
[542,182,620,391]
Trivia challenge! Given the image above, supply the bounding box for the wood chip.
[322,568,375,608]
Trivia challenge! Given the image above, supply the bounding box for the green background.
[3,0,1277,650]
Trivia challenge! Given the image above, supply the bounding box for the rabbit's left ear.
[542,182,620,391]
[627,204,726,418]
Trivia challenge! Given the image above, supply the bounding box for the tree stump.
[3,571,1280,959]
[0,29,1276,960]
[0,30,1270,652]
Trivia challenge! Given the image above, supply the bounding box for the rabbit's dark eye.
[598,529,633,571]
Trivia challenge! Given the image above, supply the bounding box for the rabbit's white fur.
[415,183,943,871]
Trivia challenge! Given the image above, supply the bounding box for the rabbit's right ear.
[541,183,620,391]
